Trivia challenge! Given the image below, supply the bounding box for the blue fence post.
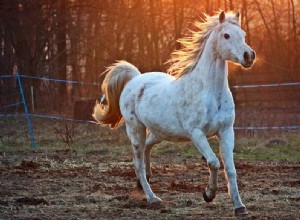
[16,73,36,148]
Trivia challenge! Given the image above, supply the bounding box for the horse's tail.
[93,61,141,129]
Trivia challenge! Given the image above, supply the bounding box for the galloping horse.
[93,11,255,216]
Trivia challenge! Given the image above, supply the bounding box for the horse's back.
[127,72,174,87]
[121,71,173,97]
[120,72,174,114]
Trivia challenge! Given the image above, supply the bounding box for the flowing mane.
[167,12,240,78]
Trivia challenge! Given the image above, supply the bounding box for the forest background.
[0,0,299,114]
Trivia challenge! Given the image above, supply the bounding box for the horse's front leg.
[190,129,220,202]
[218,127,248,216]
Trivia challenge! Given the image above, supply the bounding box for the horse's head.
[216,11,255,68]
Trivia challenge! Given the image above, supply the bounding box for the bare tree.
[0,0,299,115]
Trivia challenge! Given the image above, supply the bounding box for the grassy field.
[1,118,300,219]
[1,117,299,162]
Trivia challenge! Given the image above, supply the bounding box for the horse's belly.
[148,124,190,142]
[139,108,189,141]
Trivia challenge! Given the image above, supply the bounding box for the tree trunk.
[242,0,251,45]
[149,0,159,69]
[57,0,67,111]
[173,0,184,50]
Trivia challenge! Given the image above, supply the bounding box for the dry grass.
[0,117,299,162]
[0,118,300,219]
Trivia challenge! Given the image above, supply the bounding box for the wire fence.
[1,73,300,148]
[232,82,300,88]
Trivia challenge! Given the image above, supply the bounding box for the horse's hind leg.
[137,132,161,189]
[125,122,162,204]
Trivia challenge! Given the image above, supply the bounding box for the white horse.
[93,11,255,216]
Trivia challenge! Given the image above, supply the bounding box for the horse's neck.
[181,41,228,100]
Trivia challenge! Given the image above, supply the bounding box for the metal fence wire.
[1,73,300,148]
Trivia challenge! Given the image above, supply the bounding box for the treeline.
[0,0,299,111]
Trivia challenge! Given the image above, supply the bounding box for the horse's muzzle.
[242,50,255,68]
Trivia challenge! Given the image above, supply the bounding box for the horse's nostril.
[252,51,256,60]
[243,51,250,61]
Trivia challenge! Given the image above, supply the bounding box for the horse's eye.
[224,33,230,39]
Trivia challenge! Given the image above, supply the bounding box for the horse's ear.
[236,11,240,19]
[219,11,225,23]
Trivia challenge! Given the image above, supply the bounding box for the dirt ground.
[0,148,299,220]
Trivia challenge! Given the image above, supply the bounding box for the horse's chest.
[204,113,220,135]
[204,101,234,136]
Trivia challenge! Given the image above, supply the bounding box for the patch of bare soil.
[0,149,299,219]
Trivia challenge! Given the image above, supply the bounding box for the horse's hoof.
[203,190,214,203]
[149,196,162,205]
[235,207,249,216]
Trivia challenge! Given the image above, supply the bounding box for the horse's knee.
[225,167,236,179]
[132,145,144,167]
[133,144,144,155]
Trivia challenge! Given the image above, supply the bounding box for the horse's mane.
[167,11,240,78]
